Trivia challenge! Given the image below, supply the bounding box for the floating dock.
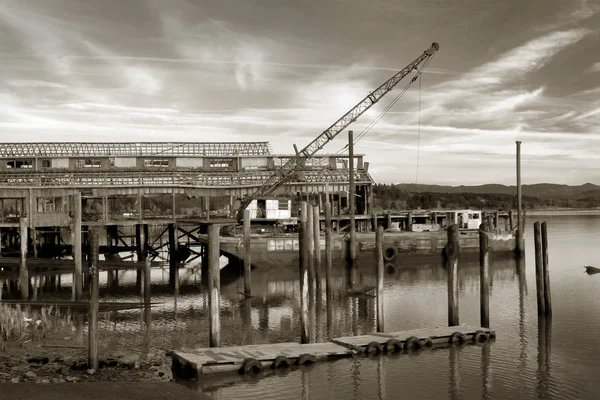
[171,325,495,379]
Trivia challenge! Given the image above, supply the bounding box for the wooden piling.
[348,130,356,261]
[313,205,321,293]
[299,202,310,344]
[19,217,29,300]
[541,222,552,317]
[534,222,545,316]
[516,141,524,254]
[208,224,221,347]
[144,252,151,306]
[407,212,413,232]
[88,228,100,370]
[446,224,460,326]
[243,210,252,296]
[306,203,315,292]
[376,225,384,332]
[479,223,490,328]
[509,210,514,231]
[73,192,82,301]
[386,212,392,230]
[168,223,178,287]
[494,211,499,232]
[324,202,333,340]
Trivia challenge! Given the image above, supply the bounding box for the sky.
[1,0,599,186]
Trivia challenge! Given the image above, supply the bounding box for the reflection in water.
[377,356,386,400]
[449,345,461,400]
[481,342,491,400]
[537,317,552,400]
[517,254,528,385]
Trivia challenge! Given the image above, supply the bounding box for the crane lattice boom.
[236,42,439,221]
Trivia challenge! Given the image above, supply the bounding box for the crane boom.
[236,42,439,221]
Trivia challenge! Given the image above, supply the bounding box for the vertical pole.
[307,203,315,293]
[88,228,100,370]
[299,202,310,344]
[541,221,552,316]
[172,192,177,219]
[386,212,392,230]
[243,210,252,296]
[516,141,524,254]
[313,205,321,293]
[509,210,514,231]
[494,211,499,233]
[208,224,220,347]
[19,217,29,300]
[376,225,384,332]
[168,223,178,287]
[534,222,545,316]
[73,192,82,301]
[479,223,490,328]
[447,224,460,326]
[348,130,356,261]
[138,193,144,220]
[324,202,333,340]
[205,196,210,220]
[144,251,152,321]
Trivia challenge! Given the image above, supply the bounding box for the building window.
[37,197,64,213]
[278,200,288,210]
[6,160,33,169]
[144,159,169,167]
[209,158,232,168]
[41,160,52,168]
[76,159,102,168]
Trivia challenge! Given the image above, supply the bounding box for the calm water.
[20,215,600,399]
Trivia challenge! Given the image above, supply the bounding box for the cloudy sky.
[1,0,599,185]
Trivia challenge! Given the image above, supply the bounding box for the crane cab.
[246,198,292,221]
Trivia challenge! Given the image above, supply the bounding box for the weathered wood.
[348,130,356,261]
[19,217,29,300]
[376,225,384,332]
[299,202,309,344]
[144,251,151,306]
[208,224,221,347]
[243,210,251,296]
[73,192,82,301]
[446,224,459,326]
[494,211,499,232]
[516,141,524,254]
[541,221,552,317]
[324,202,333,341]
[407,212,413,232]
[313,205,321,294]
[168,223,178,287]
[479,223,490,328]
[172,342,354,375]
[386,212,392,230]
[306,203,315,329]
[509,210,514,231]
[534,221,545,316]
[88,228,100,370]
[333,325,495,350]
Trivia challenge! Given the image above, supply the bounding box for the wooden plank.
[172,342,354,374]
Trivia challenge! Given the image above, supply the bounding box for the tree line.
[372,183,600,210]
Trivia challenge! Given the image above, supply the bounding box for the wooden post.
[205,196,210,220]
[479,223,490,328]
[509,210,514,231]
[516,141,524,254]
[348,130,356,261]
[306,202,315,292]
[73,192,82,301]
[19,217,29,300]
[494,211,499,232]
[407,212,413,232]
[243,210,252,296]
[172,192,177,219]
[376,225,384,332]
[299,202,310,344]
[144,251,151,306]
[446,224,460,326]
[386,212,392,230]
[324,202,333,340]
[88,228,100,370]
[208,224,221,347]
[168,223,178,287]
[541,222,552,317]
[534,222,545,316]
[313,205,321,293]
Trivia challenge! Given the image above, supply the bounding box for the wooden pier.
[170,325,495,378]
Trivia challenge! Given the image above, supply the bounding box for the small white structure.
[246,198,292,220]
[446,209,482,230]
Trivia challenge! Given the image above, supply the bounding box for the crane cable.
[333,53,435,155]
[415,67,422,185]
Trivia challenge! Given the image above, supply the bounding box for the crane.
[236,42,440,222]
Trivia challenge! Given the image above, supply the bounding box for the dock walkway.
[171,325,495,378]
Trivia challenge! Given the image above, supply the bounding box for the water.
[18,214,600,399]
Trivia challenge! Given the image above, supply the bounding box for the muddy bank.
[0,340,173,383]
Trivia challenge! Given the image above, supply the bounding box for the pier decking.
[171,325,495,378]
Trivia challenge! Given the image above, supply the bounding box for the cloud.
[588,62,600,73]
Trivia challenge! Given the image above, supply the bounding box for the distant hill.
[391,183,600,199]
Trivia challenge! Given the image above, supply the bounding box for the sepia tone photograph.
[1,0,599,399]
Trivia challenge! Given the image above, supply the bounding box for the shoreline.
[525,209,600,216]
